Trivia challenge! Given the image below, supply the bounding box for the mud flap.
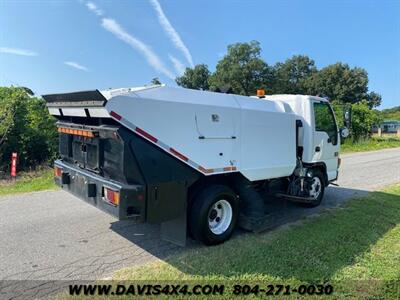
[160,211,187,247]
[150,181,187,247]
[233,175,267,232]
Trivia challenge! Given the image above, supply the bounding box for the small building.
[372,120,400,134]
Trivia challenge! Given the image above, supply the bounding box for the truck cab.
[264,95,341,183]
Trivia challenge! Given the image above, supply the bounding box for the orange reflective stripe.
[57,127,96,138]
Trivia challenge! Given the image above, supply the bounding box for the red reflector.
[110,111,122,120]
[170,148,188,162]
[54,166,62,177]
[106,189,114,202]
[223,166,237,172]
[199,166,213,174]
[135,127,158,143]
[137,194,144,201]
[199,166,206,173]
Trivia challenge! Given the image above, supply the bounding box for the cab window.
[313,102,338,145]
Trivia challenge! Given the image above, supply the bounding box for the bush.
[332,100,381,141]
[0,86,58,173]
[351,100,382,140]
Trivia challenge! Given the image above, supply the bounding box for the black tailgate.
[43,90,107,107]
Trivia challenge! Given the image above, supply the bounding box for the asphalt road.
[0,148,399,285]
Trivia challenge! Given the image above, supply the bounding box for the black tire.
[301,169,325,208]
[189,184,239,245]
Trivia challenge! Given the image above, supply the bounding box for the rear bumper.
[54,160,146,221]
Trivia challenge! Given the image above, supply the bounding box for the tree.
[150,77,161,85]
[176,64,211,90]
[0,87,28,151]
[381,106,400,121]
[0,86,57,171]
[304,63,369,103]
[366,91,382,108]
[208,41,273,95]
[272,55,317,94]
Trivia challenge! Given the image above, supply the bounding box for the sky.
[0,0,399,109]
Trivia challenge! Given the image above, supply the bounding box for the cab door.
[312,101,340,181]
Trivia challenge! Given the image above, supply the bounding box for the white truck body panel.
[103,86,297,181]
[264,94,316,163]
[88,107,110,118]
[61,108,87,117]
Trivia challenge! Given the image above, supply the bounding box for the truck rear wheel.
[189,185,239,245]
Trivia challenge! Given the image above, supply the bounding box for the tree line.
[381,106,400,121]
[176,41,381,108]
[175,40,382,140]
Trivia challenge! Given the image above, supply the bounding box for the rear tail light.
[54,166,62,177]
[103,187,120,206]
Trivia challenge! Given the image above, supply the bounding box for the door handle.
[154,187,158,201]
[315,146,321,152]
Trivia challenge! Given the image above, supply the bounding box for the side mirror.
[340,127,350,138]
[343,104,352,129]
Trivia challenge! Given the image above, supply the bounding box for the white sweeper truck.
[44,85,349,246]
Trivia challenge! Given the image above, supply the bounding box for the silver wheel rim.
[208,199,233,235]
[309,176,322,199]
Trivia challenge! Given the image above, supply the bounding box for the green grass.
[104,184,400,299]
[0,167,57,196]
[341,136,400,153]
